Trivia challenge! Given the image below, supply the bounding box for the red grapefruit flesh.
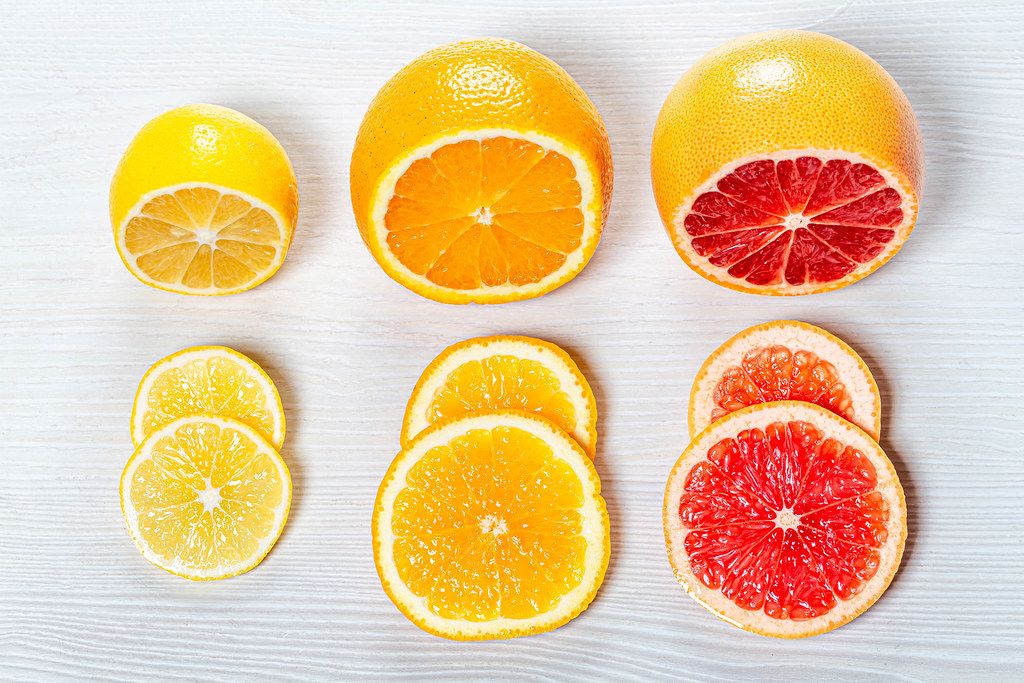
[677,151,916,295]
[664,401,905,638]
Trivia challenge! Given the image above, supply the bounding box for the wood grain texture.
[1,0,1023,679]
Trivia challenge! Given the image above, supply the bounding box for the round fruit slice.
[351,39,612,304]
[374,411,609,640]
[689,321,880,440]
[651,31,922,295]
[131,346,285,450]
[402,335,597,457]
[664,401,906,638]
[121,416,291,580]
[111,104,299,295]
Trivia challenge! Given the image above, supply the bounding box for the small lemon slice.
[131,346,285,450]
[120,416,291,580]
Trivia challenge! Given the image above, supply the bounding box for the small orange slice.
[402,335,597,457]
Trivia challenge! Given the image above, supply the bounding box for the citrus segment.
[111,104,298,295]
[651,31,923,295]
[689,321,880,440]
[131,346,285,450]
[374,412,609,639]
[120,416,291,580]
[664,401,905,638]
[351,39,612,304]
[402,336,597,457]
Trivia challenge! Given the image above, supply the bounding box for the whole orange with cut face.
[350,38,613,304]
[651,31,923,295]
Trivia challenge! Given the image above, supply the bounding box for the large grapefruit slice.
[689,320,880,440]
[651,31,923,295]
[664,401,906,637]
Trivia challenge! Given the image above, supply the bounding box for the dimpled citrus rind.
[350,39,613,304]
[401,335,598,457]
[130,345,285,450]
[110,104,298,295]
[663,401,906,638]
[651,30,923,294]
[689,320,880,440]
[373,411,610,640]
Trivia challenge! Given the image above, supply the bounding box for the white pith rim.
[115,182,290,296]
[374,412,609,639]
[664,401,906,638]
[130,345,285,450]
[669,148,918,295]
[401,336,597,455]
[120,415,292,581]
[689,320,880,439]
[368,128,602,302]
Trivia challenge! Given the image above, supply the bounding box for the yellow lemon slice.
[401,335,597,457]
[374,411,609,639]
[131,346,285,450]
[120,416,291,580]
[110,104,298,295]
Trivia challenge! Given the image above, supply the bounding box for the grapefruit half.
[689,320,880,440]
[651,31,923,295]
[664,401,906,638]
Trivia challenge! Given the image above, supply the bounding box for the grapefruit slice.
[672,150,916,294]
[689,320,880,440]
[664,401,906,638]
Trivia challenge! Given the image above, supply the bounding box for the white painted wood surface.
[2,1,1022,679]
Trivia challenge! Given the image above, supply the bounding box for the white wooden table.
[2,1,1022,679]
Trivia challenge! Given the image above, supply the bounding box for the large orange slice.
[664,401,906,637]
[373,411,609,639]
[689,321,880,440]
[401,335,597,457]
[351,39,612,304]
[651,31,922,295]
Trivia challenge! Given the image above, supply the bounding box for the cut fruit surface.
[121,416,291,580]
[664,401,905,638]
[351,39,612,304]
[111,104,298,295]
[402,335,597,457]
[672,151,915,294]
[131,346,285,450]
[374,411,609,640]
[689,320,879,440]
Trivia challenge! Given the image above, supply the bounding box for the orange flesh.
[678,420,889,620]
[124,187,281,290]
[712,345,855,425]
[391,426,587,621]
[384,137,585,289]
[427,356,578,437]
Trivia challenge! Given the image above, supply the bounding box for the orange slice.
[689,321,880,440]
[401,335,597,457]
[351,39,612,304]
[664,401,906,637]
[373,411,609,639]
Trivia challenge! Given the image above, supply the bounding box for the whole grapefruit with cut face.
[651,31,923,295]
[663,401,906,637]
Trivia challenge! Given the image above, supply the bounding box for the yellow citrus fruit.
[131,345,285,450]
[120,416,291,580]
[689,321,880,440]
[664,401,906,637]
[373,411,609,639]
[401,335,597,457]
[110,104,299,295]
[651,30,923,295]
[350,38,613,304]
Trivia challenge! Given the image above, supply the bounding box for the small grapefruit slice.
[689,320,880,440]
[401,335,597,457]
[672,151,916,294]
[664,401,906,638]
